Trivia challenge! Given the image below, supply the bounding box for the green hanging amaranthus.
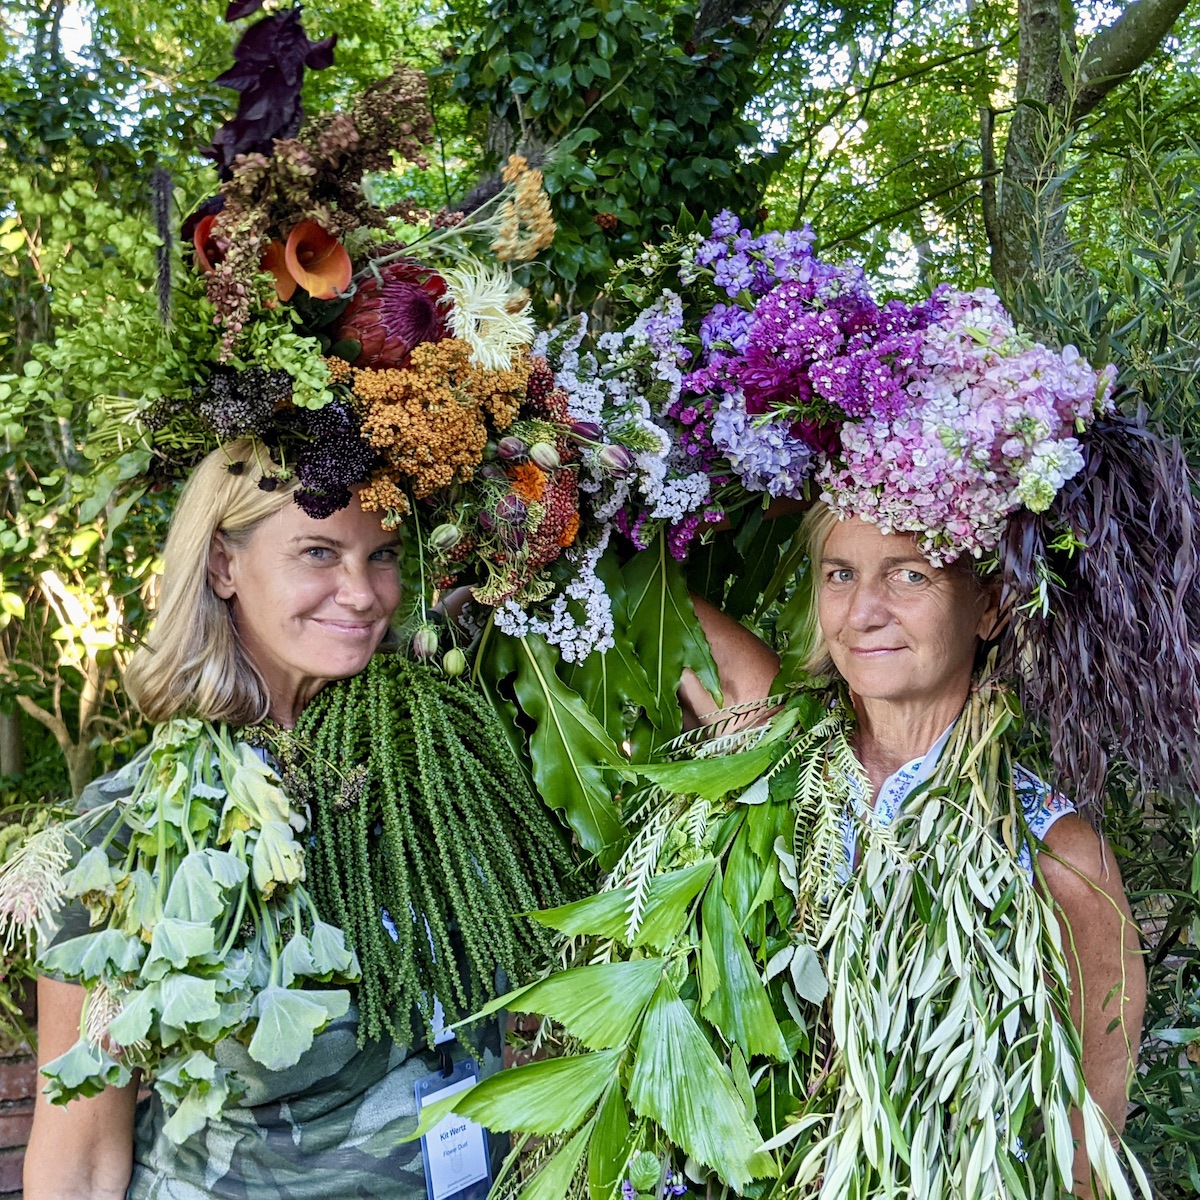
[283,652,579,1047]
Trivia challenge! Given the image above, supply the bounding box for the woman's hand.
[1036,817,1146,1198]
[680,595,780,730]
[23,977,139,1200]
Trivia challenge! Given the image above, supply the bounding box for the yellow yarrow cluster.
[355,339,530,514]
[492,155,556,263]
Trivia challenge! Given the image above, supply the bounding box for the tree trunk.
[0,711,22,778]
[988,0,1190,296]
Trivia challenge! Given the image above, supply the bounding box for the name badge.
[415,1058,491,1200]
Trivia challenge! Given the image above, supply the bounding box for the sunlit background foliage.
[1,0,1198,1190]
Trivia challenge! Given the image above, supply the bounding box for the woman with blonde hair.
[17,442,577,1199]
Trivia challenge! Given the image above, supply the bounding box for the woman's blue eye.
[901,570,926,584]
[370,547,399,562]
[304,546,332,560]
[827,568,854,583]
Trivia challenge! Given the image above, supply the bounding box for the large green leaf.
[588,1080,633,1199]
[627,741,779,801]
[700,867,789,1061]
[623,536,722,730]
[410,1048,624,1140]
[628,978,775,1192]
[142,918,216,979]
[532,860,716,950]
[564,548,664,738]
[496,957,664,1050]
[510,633,626,861]
[41,929,145,982]
[517,1115,595,1200]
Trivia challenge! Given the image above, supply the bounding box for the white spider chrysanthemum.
[441,261,537,370]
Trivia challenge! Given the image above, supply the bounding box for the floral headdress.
[132,3,591,641]
[545,211,1200,805]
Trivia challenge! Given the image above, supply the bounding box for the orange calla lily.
[284,220,352,300]
[193,213,223,273]
[261,240,298,302]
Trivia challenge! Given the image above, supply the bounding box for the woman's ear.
[208,533,237,600]
[977,578,1006,642]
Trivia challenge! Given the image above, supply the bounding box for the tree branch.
[1072,0,1191,119]
[980,106,1002,252]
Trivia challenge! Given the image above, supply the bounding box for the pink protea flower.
[333,262,449,370]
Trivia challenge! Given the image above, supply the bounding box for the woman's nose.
[335,562,378,610]
[847,579,888,629]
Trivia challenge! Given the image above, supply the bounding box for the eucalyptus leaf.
[59,845,119,901]
[161,1075,231,1144]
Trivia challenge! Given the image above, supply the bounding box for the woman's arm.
[23,977,139,1200]
[1037,816,1146,1199]
[680,595,780,730]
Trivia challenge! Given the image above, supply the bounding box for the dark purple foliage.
[203,8,337,179]
[1000,412,1200,809]
[282,402,380,519]
[225,0,266,19]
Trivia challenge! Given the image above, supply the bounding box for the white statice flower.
[440,261,537,370]
[0,823,71,954]
[495,527,615,662]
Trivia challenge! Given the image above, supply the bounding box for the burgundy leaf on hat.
[224,0,266,20]
[203,7,337,179]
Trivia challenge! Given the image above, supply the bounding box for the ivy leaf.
[699,868,788,1061]
[309,920,358,979]
[246,986,350,1071]
[142,918,216,979]
[628,977,774,1191]
[159,973,221,1028]
[509,633,626,862]
[41,929,145,983]
[41,1038,132,1103]
[251,819,305,898]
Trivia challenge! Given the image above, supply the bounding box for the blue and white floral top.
[838,725,1075,881]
